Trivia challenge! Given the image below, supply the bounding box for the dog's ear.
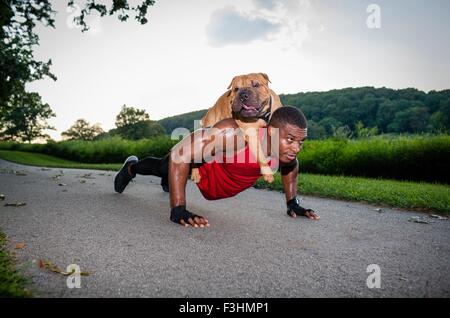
[227,76,237,97]
[260,73,271,84]
[227,76,237,89]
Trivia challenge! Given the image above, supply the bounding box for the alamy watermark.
[366,264,381,289]
[367,4,381,29]
[66,263,82,289]
[170,125,282,172]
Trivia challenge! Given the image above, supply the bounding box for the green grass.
[1,150,449,214]
[255,173,450,214]
[0,150,120,171]
[0,232,31,297]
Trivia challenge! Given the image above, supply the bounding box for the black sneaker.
[114,156,138,193]
[161,174,169,193]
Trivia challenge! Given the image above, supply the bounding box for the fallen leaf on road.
[61,189,68,192]
[4,202,26,207]
[14,171,27,176]
[38,259,90,276]
[79,180,86,184]
[429,214,447,220]
[58,183,67,186]
[38,259,62,273]
[0,194,4,201]
[15,243,25,249]
[373,208,383,213]
[78,173,95,179]
[408,216,431,224]
[40,168,51,171]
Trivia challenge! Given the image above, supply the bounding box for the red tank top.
[196,130,276,200]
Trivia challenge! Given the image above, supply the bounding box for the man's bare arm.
[168,119,241,226]
[280,160,320,220]
[280,159,299,203]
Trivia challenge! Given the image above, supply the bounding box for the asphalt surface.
[0,159,449,297]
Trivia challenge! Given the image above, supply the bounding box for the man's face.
[272,123,307,164]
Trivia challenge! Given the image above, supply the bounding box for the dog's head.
[227,73,273,119]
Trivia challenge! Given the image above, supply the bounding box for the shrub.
[299,134,450,183]
[1,134,449,183]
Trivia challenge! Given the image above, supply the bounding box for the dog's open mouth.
[242,103,259,111]
[238,102,262,118]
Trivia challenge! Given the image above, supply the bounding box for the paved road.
[0,159,449,297]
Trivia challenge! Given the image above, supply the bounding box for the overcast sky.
[26,0,450,140]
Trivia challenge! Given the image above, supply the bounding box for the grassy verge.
[255,173,450,214]
[0,232,30,297]
[1,150,449,214]
[0,150,120,171]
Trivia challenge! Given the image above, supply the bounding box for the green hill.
[157,87,450,138]
[158,109,208,133]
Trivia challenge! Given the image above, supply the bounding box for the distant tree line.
[281,87,450,139]
[158,110,208,133]
[62,105,165,141]
[157,87,450,139]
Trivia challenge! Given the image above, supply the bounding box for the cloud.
[206,1,312,50]
[253,0,277,10]
[205,5,281,47]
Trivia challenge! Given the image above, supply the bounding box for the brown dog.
[192,73,283,183]
[201,73,282,128]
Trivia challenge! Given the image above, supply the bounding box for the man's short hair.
[269,106,307,129]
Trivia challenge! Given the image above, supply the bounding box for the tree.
[67,0,155,32]
[306,120,326,140]
[0,1,155,107]
[0,91,55,143]
[62,119,104,140]
[115,105,150,128]
[428,111,448,133]
[280,88,450,136]
[388,106,430,133]
[0,1,155,139]
[0,0,56,110]
[333,125,353,140]
[376,99,397,132]
[355,121,379,138]
[319,117,343,137]
[115,120,165,140]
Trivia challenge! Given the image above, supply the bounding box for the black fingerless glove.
[170,205,201,224]
[286,197,307,217]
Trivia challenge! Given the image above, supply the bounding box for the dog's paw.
[263,173,274,183]
[260,165,274,183]
[191,168,201,183]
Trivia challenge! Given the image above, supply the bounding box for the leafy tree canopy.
[115,105,150,128]
[0,0,155,109]
[62,118,104,140]
[0,91,55,143]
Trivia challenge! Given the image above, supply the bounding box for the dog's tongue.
[242,103,257,110]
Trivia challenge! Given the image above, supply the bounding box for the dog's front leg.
[245,128,274,183]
